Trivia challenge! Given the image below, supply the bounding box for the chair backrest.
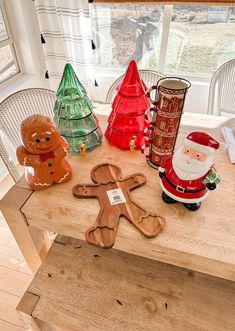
[207,59,235,116]
[106,69,165,103]
[0,88,56,149]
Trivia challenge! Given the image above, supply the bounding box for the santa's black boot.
[162,192,177,204]
[183,202,201,211]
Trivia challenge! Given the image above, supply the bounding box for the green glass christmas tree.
[53,63,102,154]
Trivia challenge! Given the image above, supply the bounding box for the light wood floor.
[0,174,32,331]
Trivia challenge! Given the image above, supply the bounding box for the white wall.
[0,74,50,102]
[6,0,45,76]
[0,0,49,102]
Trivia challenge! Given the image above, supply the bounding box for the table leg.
[17,292,58,331]
[0,185,51,273]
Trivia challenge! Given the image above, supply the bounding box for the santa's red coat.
[160,155,211,203]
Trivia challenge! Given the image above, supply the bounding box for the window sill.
[0,73,50,102]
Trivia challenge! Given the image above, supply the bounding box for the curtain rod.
[89,0,235,5]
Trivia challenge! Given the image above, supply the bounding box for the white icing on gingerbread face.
[24,126,60,154]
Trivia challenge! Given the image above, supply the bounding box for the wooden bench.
[17,235,235,331]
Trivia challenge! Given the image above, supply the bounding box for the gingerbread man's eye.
[35,138,40,143]
[46,137,50,142]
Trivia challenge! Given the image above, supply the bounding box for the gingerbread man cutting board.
[73,163,166,248]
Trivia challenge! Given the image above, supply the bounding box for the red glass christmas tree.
[105,60,151,149]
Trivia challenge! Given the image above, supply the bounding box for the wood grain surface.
[1,108,235,280]
[18,111,235,281]
[17,236,235,331]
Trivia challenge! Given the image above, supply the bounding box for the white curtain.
[35,0,94,93]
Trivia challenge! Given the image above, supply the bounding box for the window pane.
[91,4,164,69]
[165,6,235,77]
[0,6,8,42]
[0,44,18,83]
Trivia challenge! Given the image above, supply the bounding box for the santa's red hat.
[184,131,220,154]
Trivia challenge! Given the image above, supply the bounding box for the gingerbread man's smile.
[37,146,52,151]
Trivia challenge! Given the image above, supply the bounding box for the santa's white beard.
[172,147,213,180]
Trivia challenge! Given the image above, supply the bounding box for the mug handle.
[142,83,160,159]
[145,106,156,124]
[141,126,154,158]
[146,85,158,106]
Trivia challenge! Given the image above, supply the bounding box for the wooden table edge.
[0,185,51,273]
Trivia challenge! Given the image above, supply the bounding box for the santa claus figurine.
[159,131,221,211]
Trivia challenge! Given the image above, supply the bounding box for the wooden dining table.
[0,103,235,283]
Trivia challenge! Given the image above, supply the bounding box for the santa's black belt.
[162,173,205,193]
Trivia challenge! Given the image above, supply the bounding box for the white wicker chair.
[106,69,165,103]
[0,88,56,182]
[207,59,235,116]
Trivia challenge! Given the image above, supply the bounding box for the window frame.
[0,0,20,86]
[91,0,235,5]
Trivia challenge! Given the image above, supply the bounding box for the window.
[91,4,235,79]
[165,6,235,77]
[91,4,164,70]
[0,0,19,84]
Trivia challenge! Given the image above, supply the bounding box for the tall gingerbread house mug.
[143,77,191,168]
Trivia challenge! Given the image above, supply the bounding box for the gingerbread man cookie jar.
[17,114,72,190]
